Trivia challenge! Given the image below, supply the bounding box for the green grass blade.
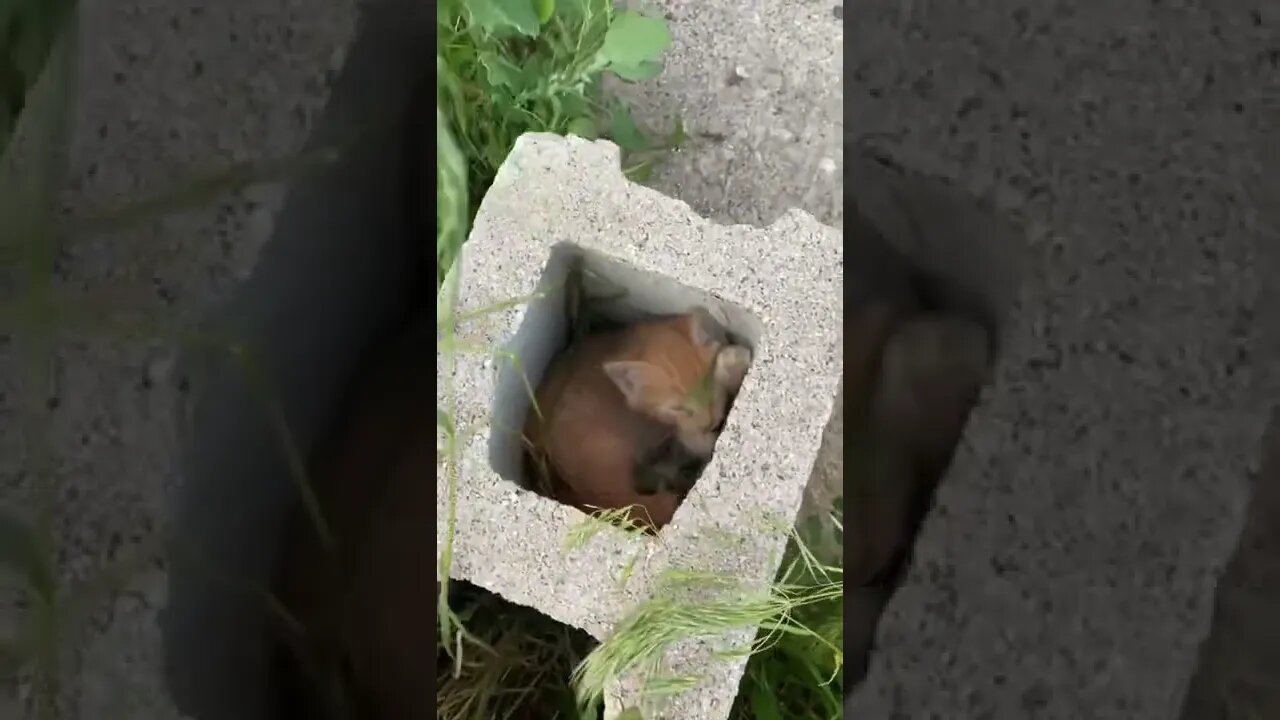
[71,145,343,237]
[0,506,55,600]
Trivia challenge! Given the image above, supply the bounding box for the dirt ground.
[1179,418,1280,720]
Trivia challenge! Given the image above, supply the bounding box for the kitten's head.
[603,307,752,458]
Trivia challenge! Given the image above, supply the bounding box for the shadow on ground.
[1181,410,1280,720]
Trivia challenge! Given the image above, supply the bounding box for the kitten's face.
[603,308,753,459]
[666,344,752,457]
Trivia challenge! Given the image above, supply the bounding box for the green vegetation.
[728,501,844,720]
[0,0,847,717]
[435,0,682,289]
[0,0,76,158]
[434,2,845,719]
[436,581,600,720]
[570,509,845,719]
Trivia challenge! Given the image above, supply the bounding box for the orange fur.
[524,309,746,531]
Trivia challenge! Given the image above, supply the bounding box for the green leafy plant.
[436,0,683,288]
[0,0,76,158]
[435,2,685,714]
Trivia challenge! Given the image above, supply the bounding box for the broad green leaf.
[609,60,663,83]
[535,0,555,23]
[599,11,671,68]
[468,0,541,37]
[555,90,593,122]
[478,52,524,91]
[616,708,645,720]
[436,103,469,293]
[437,407,455,437]
[566,116,598,139]
[608,104,647,152]
[553,0,591,22]
[437,0,461,24]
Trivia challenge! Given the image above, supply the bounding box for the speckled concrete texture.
[437,133,843,719]
[1180,414,1280,720]
[846,2,1277,719]
[614,0,844,229]
[612,0,849,621]
[0,0,358,718]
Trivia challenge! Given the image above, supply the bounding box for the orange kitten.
[524,307,750,530]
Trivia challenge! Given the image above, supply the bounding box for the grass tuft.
[436,584,599,720]
[435,3,682,717]
[569,524,844,716]
[563,506,653,551]
[435,0,682,285]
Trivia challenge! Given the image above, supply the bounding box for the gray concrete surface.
[844,2,1278,719]
[438,132,843,720]
[615,0,845,230]
[613,7,851,703]
[163,6,431,719]
[2,0,1272,715]
[623,0,1280,717]
[0,0,847,716]
[0,0,392,718]
[1180,415,1280,720]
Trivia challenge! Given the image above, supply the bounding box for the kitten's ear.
[603,360,667,408]
[686,306,727,352]
[714,345,752,392]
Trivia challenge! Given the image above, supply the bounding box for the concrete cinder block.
[436,132,843,718]
[846,2,1276,719]
[1,1,431,719]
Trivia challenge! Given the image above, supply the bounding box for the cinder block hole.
[839,148,1025,696]
[158,2,434,719]
[437,580,603,718]
[488,241,764,525]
